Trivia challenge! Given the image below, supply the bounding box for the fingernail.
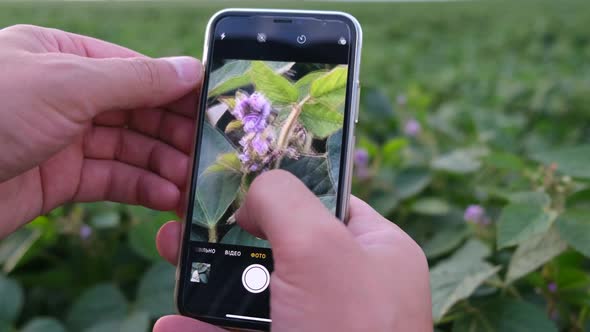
[163,56,202,83]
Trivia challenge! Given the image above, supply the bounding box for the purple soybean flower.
[252,134,270,155]
[464,205,485,224]
[238,129,276,173]
[232,92,271,133]
[354,148,370,180]
[548,282,558,293]
[404,119,421,137]
[354,148,369,167]
[79,224,92,240]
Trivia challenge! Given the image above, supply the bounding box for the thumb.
[78,56,202,113]
[236,170,355,261]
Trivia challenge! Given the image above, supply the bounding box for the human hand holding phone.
[0,24,201,238]
[156,170,433,332]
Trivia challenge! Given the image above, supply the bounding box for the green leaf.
[381,138,408,165]
[506,227,568,283]
[0,227,41,273]
[359,87,395,125]
[557,209,590,257]
[484,151,525,171]
[294,71,326,96]
[197,122,236,178]
[430,239,500,322]
[21,318,66,332]
[66,283,128,331]
[225,120,242,133]
[319,195,337,213]
[452,299,557,332]
[508,191,551,206]
[210,75,251,98]
[220,225,270,248]
[120,312,150,332]
[208,60,251,97]
[250,61,298,104]
[497,203,556,249]
[423,225,468,259]
[0,275,23,322]
[193,125,241,229]
[205,153,242,174]
[310,66,348,98]
[0,321,11,332]
[90,211,120,229]
[326,130,342,190]
[394,168,431,199]
[532,145,590,179]
[193,163,241,229]
[432,148,487,174]
[411,197,450,216]
[83,313,149,332]
[316,91,347,111]
[128,216,171,261]
[84,321,119,332]
[452,238,492,262]
[369,190,399,217]
[280,155,334,196]
[136,262,176,319]
[299,102,344,138]
[218,96,236,110]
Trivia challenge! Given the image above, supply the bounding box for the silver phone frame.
[175,8,363,330]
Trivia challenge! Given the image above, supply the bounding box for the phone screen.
[178,11,360,331]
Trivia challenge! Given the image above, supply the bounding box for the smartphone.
[175,9,362,331]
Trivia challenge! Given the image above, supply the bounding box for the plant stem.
[208,226,217,243]
[274,95,311,168]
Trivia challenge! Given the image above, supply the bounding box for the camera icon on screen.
[257,33,267,43]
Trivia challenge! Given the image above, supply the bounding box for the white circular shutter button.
[242,264,270,293]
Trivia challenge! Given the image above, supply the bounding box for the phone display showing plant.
[190,60,348,247]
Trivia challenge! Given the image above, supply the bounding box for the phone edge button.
[354,79,361,124]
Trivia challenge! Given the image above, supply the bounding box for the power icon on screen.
[296,35,307,44]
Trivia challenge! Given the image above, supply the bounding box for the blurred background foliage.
[1,1,589,331]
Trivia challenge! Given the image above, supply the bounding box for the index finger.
[43,25,143,58]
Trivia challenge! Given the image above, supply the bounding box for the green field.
[1,1,590,331]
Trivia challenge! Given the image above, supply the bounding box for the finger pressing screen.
[236,170,354,260]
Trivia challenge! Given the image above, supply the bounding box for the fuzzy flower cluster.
[79,224,92,240]
[404,119,421,137]
[463,204,491,225]
[233,92,271,133]
[232,93,275,172]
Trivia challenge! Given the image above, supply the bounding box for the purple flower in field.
[238,129,276,173]
[354,148,369,167]
[464,205,487,225]
[548,282,558,293]
[79,224,92,240]
[232,92,271,133]
[404,119,421,137]
[354,148,370,180]
[252,135,271,155]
